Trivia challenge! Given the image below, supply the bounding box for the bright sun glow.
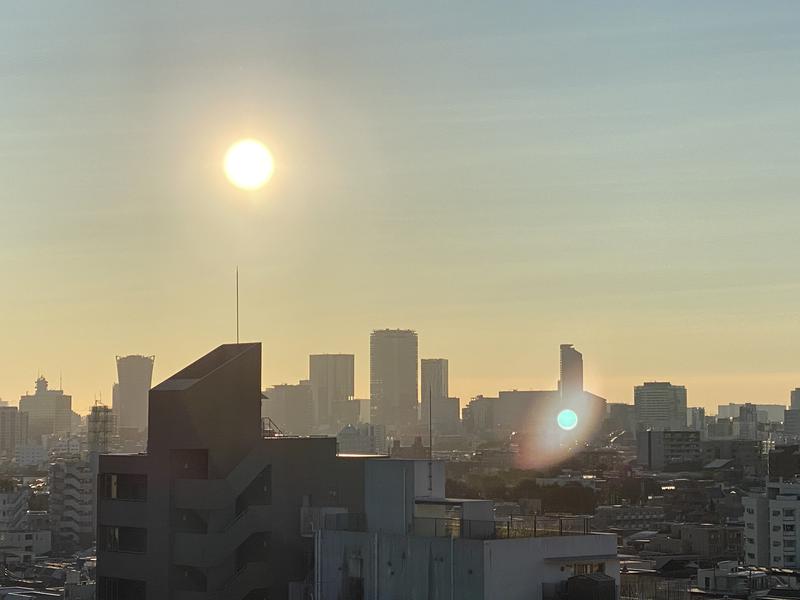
[224,139,274,191]
[557,409,578,431]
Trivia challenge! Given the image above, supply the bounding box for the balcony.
[171,563,272,600]
[173,506,271,568]
[174,444,271,510]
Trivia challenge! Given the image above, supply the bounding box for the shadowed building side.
[97,342,368,600]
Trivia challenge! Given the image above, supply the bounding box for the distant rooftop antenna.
[428,388,433,493]
[236,267,240,344]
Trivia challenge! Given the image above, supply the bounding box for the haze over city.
[3,2,800,413]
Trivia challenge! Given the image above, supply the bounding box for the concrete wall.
[365,459,445,534]
[317,530,485,600]
[482,533,619,600]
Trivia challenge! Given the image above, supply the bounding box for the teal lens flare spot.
[557,409,578,431]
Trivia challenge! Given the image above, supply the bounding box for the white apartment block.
[744,481,800,568]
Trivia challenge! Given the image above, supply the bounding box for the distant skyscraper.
[0,406,26,459]
[114,355,154,431]
[738,403,759,440]
[634,381,687,432]
[420,358,448,421]
[792,388,800,410]
[19,376,72,441]
[559,344,583,402]
[370,329,418,428]
[263,381,313,435]
[309,354,355,430]
[687,406,706,433]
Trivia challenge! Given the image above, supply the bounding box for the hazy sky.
[2,2,800,413]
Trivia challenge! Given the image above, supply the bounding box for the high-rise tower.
[370,329,418,428]
[634,381,687,432]
[309,354,355,430]
[114,355,154,431]
[559,344,583,403]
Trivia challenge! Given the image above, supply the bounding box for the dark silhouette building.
[559,344,583,403]
[96,343,367,599]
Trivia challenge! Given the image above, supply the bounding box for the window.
[788,555,797,563]
[747,553,755,559]
[746,508,754,514]
[784,524,795,532]
[786,540,796,547]
[786,509,796,518]
[97,577,146,600]
[170,449,208,479]
[747,538,755,544]
[773,525,781,531]
[773,511,782,516]
[774,541,782,547]
[98,526,147,554]
[572,563,605,575]
[100,474,147,501]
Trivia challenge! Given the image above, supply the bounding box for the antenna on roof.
[236,267,240,344]
[428,388,433,493]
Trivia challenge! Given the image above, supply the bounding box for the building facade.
[636,430,701,471]
[420,358,448,421]
[309,353,355,432]
[49,457,95,552]
[370,329,418,428]
[633,382,687,433]
[96,343,369,600]
[559,344,583,403]
[744,481,800,568]
[263,381,313,435]
[114,355,154,431]
[88,405,117,455]
[315,458,619,600]
[19,377,72,442]
[0,406,28,459]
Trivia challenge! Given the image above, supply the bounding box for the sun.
[224,139,274,191]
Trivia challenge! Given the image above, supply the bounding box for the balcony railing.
[316,512,590,540]
[412,515,591,540]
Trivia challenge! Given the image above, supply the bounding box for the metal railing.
[316,512,590,539]
[413,515,591,540]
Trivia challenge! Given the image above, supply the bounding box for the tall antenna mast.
[428,388,433,493]
[236,267,240,344]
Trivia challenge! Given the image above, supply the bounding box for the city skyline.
[5,333,800,415]
[3,2,800,413]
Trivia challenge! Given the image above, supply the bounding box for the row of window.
[99,474,147,502]
[745,507,798,517]
[98,526,147,554]
[774,555,797,563]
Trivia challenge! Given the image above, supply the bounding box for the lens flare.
[557,409,578,431]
